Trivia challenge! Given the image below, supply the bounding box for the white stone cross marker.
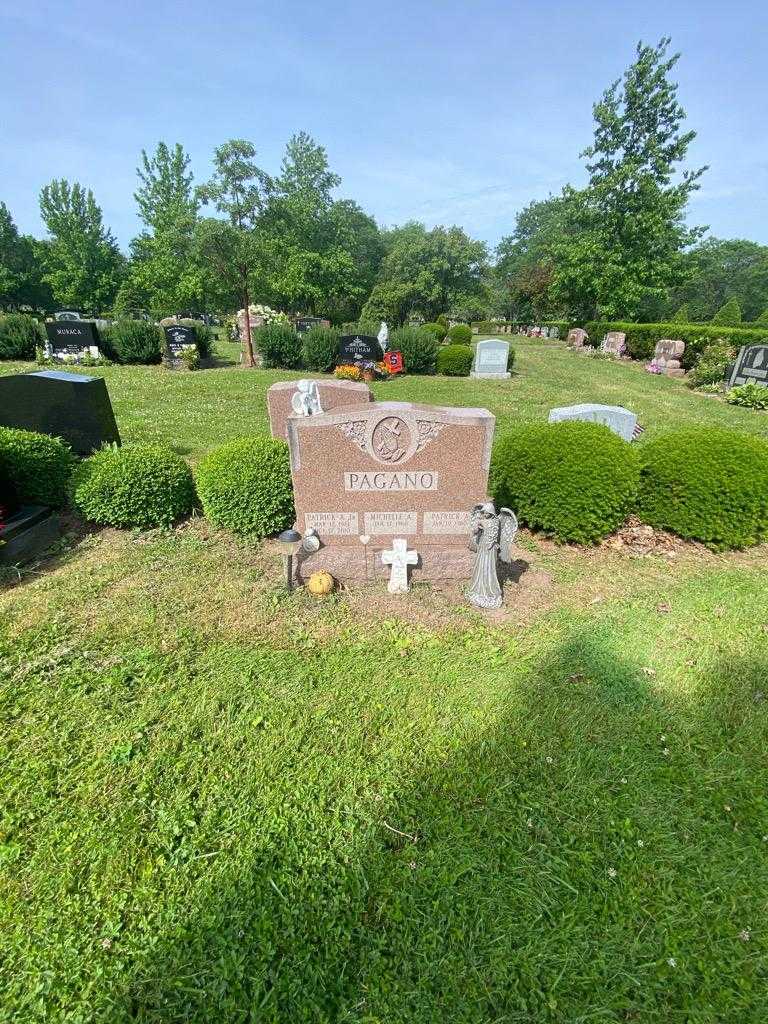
[381,537,418,593]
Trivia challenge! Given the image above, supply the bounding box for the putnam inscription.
[344,470,438,492]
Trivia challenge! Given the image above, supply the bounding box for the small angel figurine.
[466,502,518,609]
[291,379,323,417]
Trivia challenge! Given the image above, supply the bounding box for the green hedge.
[637,429,768,550]
[102,320,162,364]
[195,436,294,537]
[584,321,768,367]
[436,344,473,376]
[0,427,76,506]
[0,314,43,360]
[491,421,639,544]
[422,322,448,343]
[301,325,339,373]
[390,326,439,375]
[70,444,196,528]
[448,324,473,345]
[255,323,302,369]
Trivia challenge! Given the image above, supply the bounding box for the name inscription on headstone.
[422,510,472,534]
[364,511,417,535]
[304,511,359,535]
[344,470,438,491]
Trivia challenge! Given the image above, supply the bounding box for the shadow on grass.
[85,632,768,1021]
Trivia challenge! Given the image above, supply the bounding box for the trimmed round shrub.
[637,429,768,549]
[0,314,43,360]
[390,326,439,375]
[195,436,294,537]
[70,444,195,528]
[103,320,162,364]
[491,421,640,544]
[422,321,448,343]
[301,325,340,372]
[436,344,473,376]
[0,427,75,506]
[255,323,302,369]
[178,319,213,359]
[448,323,472,345]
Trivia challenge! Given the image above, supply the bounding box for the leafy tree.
[362,222,488,323]
[0,202,52,310]
[39,180,124,311]
[495,194,569,319]
[672,303,691,322]
[668,238,768,321]
[127,143,201,317]
[711,296,742,326]
[196,140,269,366]
[257,132,383,320]
[754,307,768,325]
[549,38,707,320]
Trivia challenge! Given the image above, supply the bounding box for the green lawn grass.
[1,339,767,1021]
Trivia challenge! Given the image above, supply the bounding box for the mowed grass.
[2,335,765,459]
[1,339,768,1021]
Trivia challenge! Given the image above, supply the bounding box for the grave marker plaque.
[287,400,495,580]
[337,335,383,365]
[728,344,768,388]
[471,338,511,379]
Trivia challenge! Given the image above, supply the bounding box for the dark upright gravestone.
[728,344,768,388]
[337,335,383,365]
[0,371,120,455]
[163,324,197,368]
[45,321,101,362]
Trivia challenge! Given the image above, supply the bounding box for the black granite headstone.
[728,344,768,388]
[163,324,197,356]
[0,371,121,455]
[45,321,100,356]
[337,334,383,364]
[0,505,61,566]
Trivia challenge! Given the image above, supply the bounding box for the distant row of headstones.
[565,327,768,389]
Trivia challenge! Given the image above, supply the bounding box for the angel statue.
[466,502,518,609]
[377,321,389,352]
[291,379,323,417]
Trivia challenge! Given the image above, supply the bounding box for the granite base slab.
[470,371,511,379]
[296,545,474,582]
[0,506,60,565]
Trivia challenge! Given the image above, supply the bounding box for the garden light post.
[277,529,302,592]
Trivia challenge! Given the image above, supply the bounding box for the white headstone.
[471,338,511,379]
[548,403,639,442]
[381,537,418,593]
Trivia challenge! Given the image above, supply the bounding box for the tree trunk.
[241,277,255,368]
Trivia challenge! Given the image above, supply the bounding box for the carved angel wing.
[498,508,519,563]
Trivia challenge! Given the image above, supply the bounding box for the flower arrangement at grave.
[335,360,390,382]
[236,304,289,327]
[335,364,364,381]
[645,361,664,374]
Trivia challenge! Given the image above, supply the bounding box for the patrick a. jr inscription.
[287,401,496,580]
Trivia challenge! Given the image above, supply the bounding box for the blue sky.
[2,0,766,253]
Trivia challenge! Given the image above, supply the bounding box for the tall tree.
[196,140,268,366]
[126,142,201,317]
[550,38,707,319]
[668,238,768,321]
[495,194,570,319]
[362,222,488,323]
[39,180,123,311]
[0,202,51,310]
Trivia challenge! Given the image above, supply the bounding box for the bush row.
[0,316,213,365]
[3,422,766,552]
[491,421,768,550]
[255,323,442,375]
[584,321,768,366]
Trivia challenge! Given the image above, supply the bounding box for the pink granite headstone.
[567,328,588,349]
[267,379,373,441]
[287,401,496,581]
[651,339,686,378]
[601,332,627,357]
